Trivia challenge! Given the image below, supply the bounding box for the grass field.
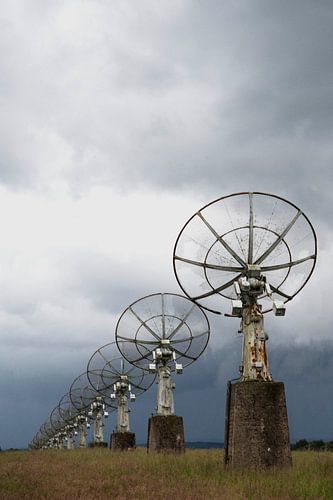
[1,448,333,499]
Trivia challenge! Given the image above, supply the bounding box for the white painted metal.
[156,363,174,415]
[116,395,130,432]
[77,417,87,448]
[240,304,271,381]
[66,429,74,450]
[55,435,62,449]
[234,275,272,381]
[91,397,105,444]
[113,376,130,432]
[93,411,104,443]
[150,343,177,416]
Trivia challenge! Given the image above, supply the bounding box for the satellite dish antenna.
[32,430,47,449]
[69,373,101,449]
[173,192,317,379]
[115,292,210,451]
[39,422,54,449]
[50,405,68,449]
[58,393,77,449]
[70,371,115,448]
[87,342,155,450]
[33,424,52,449]
[173,192,317,467]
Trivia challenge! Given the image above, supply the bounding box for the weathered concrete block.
[224,380,292,468]
[147,415,185,453]
[88,442,108,448]
[110,432,136,451]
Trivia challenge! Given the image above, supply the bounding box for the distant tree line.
[292,439,333,451]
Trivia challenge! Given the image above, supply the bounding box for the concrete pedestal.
[88,442,108,448]
[147,415,185,453]
[224,380,292,468]
[110,432,136,451]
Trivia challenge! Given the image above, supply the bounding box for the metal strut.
[156,363,175,415]
[89,396,107,444]
[232,272,275,381]
[66,427,75,450]
[149,340,182,416]
[240,302,271,381]
[112,375,133,433]
[94,410,104,443]
[77,416,87,448]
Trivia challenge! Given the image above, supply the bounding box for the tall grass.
[0,448,332,499]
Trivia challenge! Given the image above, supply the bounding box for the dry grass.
[0,448,333,499]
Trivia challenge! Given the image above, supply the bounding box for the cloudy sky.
[0,1,332,449]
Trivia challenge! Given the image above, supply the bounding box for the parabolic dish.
[69,372,116,411]
[87,341,155,397]
[173,192,317,314]
[115,292,210,370]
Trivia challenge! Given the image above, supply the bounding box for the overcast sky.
[0,1,332,449]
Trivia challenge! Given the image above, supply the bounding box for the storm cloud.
[0,1,332,448]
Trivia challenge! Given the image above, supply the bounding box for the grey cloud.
[0,1,332,215]
[58,251,177,314]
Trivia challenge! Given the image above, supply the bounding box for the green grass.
[0,449,333,499]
